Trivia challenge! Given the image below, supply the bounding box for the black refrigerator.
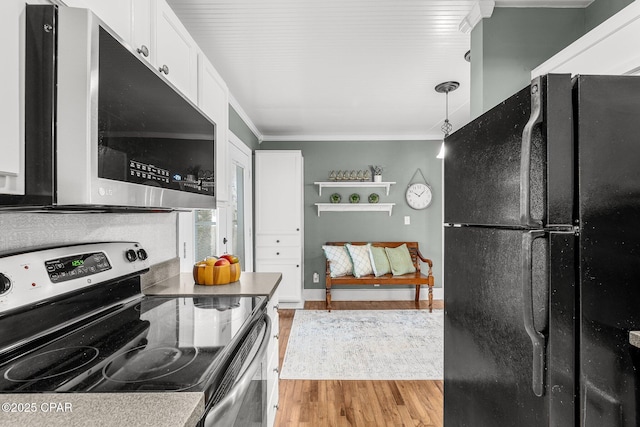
[443,74,640,426]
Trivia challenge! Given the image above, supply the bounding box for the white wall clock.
[406,182,433,210]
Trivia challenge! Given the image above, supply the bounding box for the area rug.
[280,309,443,380]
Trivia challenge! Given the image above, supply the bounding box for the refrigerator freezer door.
[444,74,573,228]
[576,75,640,427]
[444,226,549,426]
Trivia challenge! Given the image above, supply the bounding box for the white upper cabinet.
[0,0,25,195]
[69,0,133,42]
[198,54,229,202]
[152,0,198,101]
[131,0,152,63]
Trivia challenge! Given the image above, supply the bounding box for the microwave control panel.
[129,160,170,184]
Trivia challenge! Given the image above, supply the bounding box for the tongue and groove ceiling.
[166,0,593,141]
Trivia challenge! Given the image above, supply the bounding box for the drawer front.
[256,234,300,247]
[256,246,301,260]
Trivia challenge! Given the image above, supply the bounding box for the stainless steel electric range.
[0,242,270,426]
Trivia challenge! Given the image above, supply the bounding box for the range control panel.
[0,242,149,314]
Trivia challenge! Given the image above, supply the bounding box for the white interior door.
[228,133,253,271]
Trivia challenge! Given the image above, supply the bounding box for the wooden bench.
[324,241,435,312]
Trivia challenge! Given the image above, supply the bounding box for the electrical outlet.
[404,216,411,225]
[313,272,320,283]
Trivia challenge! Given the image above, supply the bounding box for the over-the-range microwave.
[0,5,216,211]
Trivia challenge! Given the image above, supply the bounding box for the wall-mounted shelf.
[314,203,395,216]
[313,181,396,196]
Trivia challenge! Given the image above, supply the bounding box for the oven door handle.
[204,314,271,427]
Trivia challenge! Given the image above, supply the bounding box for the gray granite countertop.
[0,392,204,427]
[629,331,640,348]
[143,272,282,299]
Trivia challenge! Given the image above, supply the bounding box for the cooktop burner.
[102,346,197,383]
[4,347,100,383]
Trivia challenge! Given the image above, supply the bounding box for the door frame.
[228,131,254,272]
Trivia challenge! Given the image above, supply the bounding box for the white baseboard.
[303,287,444,302]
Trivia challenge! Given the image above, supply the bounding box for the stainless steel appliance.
[0,242,269,426]
[0,5,216,211]
[444,74,640,426]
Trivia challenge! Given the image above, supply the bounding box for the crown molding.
[459,1,495,33]
[228,93,263,143]
[495,0,594,7]
[260,133,444,142]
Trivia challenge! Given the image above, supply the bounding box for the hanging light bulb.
[434,81,459,159]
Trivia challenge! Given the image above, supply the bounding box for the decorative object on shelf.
[336,170,344,181]
[349,193,360,203]
[369,165,383,182]
[330,193,342,203]
[435,81,460,159]
[357,170,364,181]
[313,181,396,196]
[349,170,357,180]
[329,170,337,181]
[363,170,371,181]
[405,168,433,210]
[368,193,380,204]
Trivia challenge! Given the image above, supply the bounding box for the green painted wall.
[471,8,584,117]
[229,106,260,151]
[471,2,633,117]
[258,140,444,295]
[586,0,633,32]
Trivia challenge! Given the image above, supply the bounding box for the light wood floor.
[274,300,445,427]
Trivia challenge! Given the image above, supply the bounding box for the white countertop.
[0,393,204,427]
[143,272,282,299]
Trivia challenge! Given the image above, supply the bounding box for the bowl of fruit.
[193,254,241,286]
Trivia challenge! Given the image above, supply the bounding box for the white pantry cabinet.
[255,151,304,307]
[198,54,229,202]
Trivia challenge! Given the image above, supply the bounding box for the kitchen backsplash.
[0,212,177,263]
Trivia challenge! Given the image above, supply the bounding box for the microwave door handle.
[204,315,271,427]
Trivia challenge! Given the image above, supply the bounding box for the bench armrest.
[416,248,434,286]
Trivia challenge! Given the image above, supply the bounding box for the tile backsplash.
[0,212,177,263]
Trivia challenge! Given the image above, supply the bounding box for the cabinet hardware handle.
[296,265,300,268]
[276,252,280,255]
[136,45,149,57]
[273,367,279,374]
[273,303,279,311]
[159,64,169,74]
[274,334,279,339]
[274,404,280,410]
[276,240,280,243]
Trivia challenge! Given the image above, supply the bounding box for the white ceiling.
[166,0,594,141]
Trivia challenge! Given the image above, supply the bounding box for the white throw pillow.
[322,245,354,278]
[345,243,374,278]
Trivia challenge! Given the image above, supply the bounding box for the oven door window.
[97,27,215,195]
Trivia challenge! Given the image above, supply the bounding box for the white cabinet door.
[256,261,302,303]
[0,0,25,195]
[198,54,229,202]
[255,152,303,234]
[131,0,152,63]
[153,0,198,101]
[78,0,133,43]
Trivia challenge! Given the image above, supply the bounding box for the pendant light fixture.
[435,81,459,159]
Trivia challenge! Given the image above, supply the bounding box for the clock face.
[406,183,432,209]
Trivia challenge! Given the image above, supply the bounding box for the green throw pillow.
[368,244,391,277]
[384,244,416,276]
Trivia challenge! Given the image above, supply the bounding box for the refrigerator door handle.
[522,229,546,397]
[520,76,543,228]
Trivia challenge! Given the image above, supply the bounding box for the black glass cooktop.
[0,295,265,395]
